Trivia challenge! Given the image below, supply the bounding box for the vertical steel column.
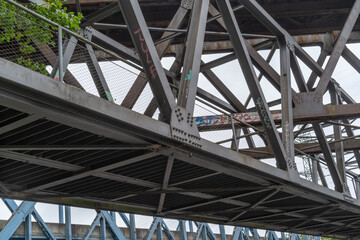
[311,157,319,184]
[65,206,71,240]
[355,177,360,199]
[25,215,31,240]
[100,217,107,240]
[179,220,188,240]
[117,0,176,122]
[290,47,345,192]
[202,224,207,240]
[216,0,288,170]
[189,221,194,232]
[279,37,296,173]
[330,84,346,186]
[219,225,226,240]
[157,221,163,240]
[58,26,63,83]
[230,114,239,152]
[130,214,137,240]
[177,0,209,114]
[59,205,64,224]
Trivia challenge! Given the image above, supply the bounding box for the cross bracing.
[1,0,360,238]
[0,198,317,240]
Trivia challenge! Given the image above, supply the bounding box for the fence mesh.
[0,5,153,116]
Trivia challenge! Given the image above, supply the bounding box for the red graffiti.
[134,28,157,79]
[150,65,157,80]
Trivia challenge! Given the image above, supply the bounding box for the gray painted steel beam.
[81,2,119,27]
[121,6,188,110]
[315,0,360,95]
[216,0,288,171]
[157,154,174,214]
[177,0,209,114]
[117,0,176,122]
[23,151,168,192]
[330,85,347,186]
[342,46,360,74]
[201,66,246,113]
[279,37,297,173]
[84,30,113,101]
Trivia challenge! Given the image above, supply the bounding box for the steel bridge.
[1,0,360,238]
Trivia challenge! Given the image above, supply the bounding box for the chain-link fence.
[0,0,154,116]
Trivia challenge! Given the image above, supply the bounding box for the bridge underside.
[0,59,360,238]
[1,0,360,239]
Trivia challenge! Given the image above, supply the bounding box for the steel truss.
[0,198,318,240]
[1,0,360,238]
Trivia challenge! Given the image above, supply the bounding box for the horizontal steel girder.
[239,139,360,159]
[195,103,360,131]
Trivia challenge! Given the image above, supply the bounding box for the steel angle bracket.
[170,106,202,148]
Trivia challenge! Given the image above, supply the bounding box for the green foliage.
[17,56,48,75]
[0,0,83,74]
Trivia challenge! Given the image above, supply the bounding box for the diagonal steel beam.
[330,85,346,186]
[82,213,101,240]
[91,28,140,65]
[145,217,162,240]
[3,199,56,240]
[342,46,360,73]
[0,202,36,240]
[121,6,188,110]
[315,0,360,95]
[157,154,174,214]
[117,0,177,122]
[23,150,168,192]
[100,210,127,240]
[84,30,114,101]
[228,188,281,222]
[216,0,288,171]
[201,66,247,112]
[81,2,119,27]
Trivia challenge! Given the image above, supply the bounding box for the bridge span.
[1,0,360,238]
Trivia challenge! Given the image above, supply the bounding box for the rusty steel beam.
[238,139,360,159]
[196,103,360,131]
